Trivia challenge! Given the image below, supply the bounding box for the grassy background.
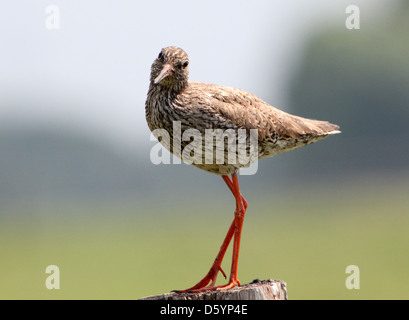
[1,0,408,301]
[1,177,408,300]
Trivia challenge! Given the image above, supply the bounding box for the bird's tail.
[287,114,341,138]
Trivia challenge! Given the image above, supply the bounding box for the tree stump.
[140,279,287,300]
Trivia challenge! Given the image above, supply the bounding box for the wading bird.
[145,46,340,292]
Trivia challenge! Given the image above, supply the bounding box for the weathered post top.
[140,279,287,300]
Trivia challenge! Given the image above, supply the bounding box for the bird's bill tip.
[154,64,173,84]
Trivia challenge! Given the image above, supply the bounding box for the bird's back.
[177,81,339,139]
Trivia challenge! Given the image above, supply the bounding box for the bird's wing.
[179,82,339,141]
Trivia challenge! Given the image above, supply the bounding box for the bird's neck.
[149,79,188,96]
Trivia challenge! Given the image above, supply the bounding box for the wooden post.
[140,279,287,300]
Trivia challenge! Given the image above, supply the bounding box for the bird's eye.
[182,60,189,69]
[158,51,164,60]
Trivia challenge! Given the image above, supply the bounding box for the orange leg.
[217,173,246,289]
[174,173,247,292]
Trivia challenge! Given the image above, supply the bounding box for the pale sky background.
[0,0,396,154]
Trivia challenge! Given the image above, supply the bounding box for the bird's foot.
[172,264,230,293]
[173,279,240,293]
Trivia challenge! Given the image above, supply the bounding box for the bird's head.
[150,46,189,90]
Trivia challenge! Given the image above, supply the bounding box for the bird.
[145,46,340,292]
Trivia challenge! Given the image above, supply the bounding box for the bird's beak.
[154,64,173,84]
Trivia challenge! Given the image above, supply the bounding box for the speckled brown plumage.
[145,46,340,292]
[146,46,340,175]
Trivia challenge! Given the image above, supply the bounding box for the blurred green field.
[1,180,408,300]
